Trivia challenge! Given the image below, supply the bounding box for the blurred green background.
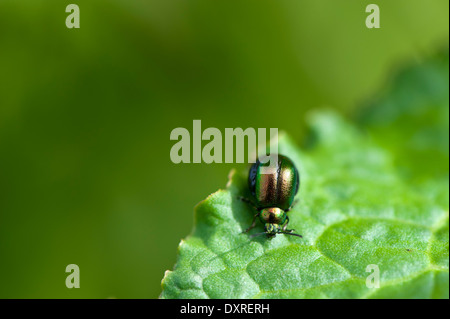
[0,0,448,298]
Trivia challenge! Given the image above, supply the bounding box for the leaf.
[358,49,449,185]
[160,53,449,299]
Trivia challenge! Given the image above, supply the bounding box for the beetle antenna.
[278,231,303,238]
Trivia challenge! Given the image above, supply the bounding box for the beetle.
[239,154,302,238]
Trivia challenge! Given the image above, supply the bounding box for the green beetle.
[240,154,302,238]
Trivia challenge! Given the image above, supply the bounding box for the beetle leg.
[282,216,289,231]
[281,216,295,232]
[239,197,261,234]
[285,199,298,212]
[243,213,259,233]
[238,196,258,210]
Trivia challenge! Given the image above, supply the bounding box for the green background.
[0,0,448,298]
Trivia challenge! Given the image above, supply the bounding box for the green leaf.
[358,49,449,185]
[160,53,449,299]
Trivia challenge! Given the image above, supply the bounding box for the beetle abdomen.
[248,154,299,211]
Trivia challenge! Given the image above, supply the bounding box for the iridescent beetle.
[240,154,302,238]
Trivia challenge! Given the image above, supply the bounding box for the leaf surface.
[161,52,449,299]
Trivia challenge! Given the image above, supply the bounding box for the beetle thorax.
[259,207,286,225]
